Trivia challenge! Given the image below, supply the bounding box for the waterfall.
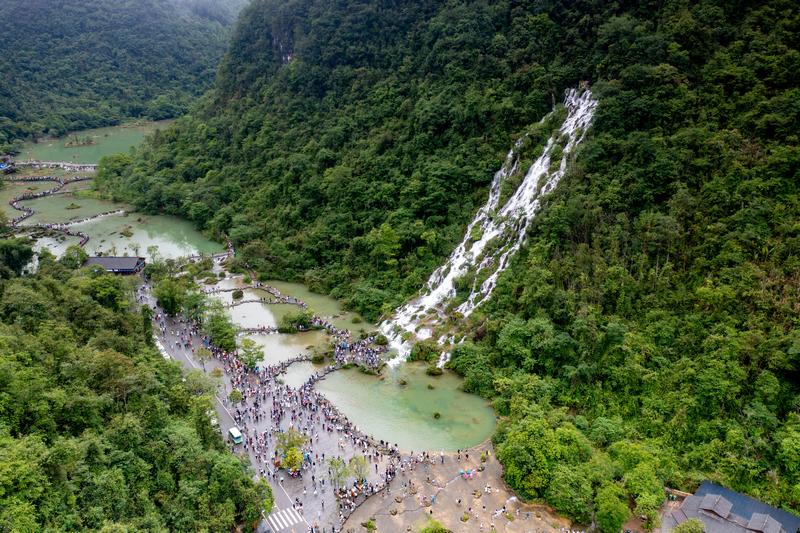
[380,88,597,366]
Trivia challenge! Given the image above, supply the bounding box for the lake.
[18,120,173,164]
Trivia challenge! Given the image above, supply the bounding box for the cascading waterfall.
[381,88,597,366]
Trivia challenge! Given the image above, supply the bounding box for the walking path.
[16,160,97,172]
[5,174,98,246]
[139,264,401,532]
[130,234,563,533]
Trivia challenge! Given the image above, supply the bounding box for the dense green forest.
[0,236,271,530]
[0,0,246,151]
[97,0,799,527]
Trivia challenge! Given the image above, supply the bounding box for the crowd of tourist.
[140,277,441,532]
[18,161,96,172]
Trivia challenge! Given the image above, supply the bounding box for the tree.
[420,519,449,533]
[595,482,630,533]
[0,264,267,531]
[284,447,303,473]
[277,310,315,333]
[276,428,307,459]
[196,347,212,370]
[204,301,237,351]
[59,245,88,269]
[228,388,243,405]
[154,278,184,316]
[255,478,275,516]
[674,518,704,533]
[328,457,349,489]
[182,290,207,322]
[348,455,369,483]
[0,239,33,277]
[545,465,593,523]
[238,338,262,371]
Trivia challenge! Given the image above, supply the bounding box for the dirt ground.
[343,440,573,533]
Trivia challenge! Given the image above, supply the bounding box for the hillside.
[0,0,245,151]
[98,0,800,525]
[0,240,272,530]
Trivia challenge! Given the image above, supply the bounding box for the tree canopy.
[95,0,800,523]
[0,251,271,530]
[0,0,246,151]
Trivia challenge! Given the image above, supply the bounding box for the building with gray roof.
[663,482,800,533]
[85,256,145,275]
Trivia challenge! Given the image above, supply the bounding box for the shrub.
[426,365,443,376]
[409,339,439,362]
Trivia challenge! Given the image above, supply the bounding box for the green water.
[317,364,496,452]
[265,279,372,332]
[18,120,173,164]
[234,279,497,450]
[20,194,131,225]
[247,331,330,366]
[0,181,40,219]
[77,213,223,260]
[227,302,297,329]
[282,361,318,388]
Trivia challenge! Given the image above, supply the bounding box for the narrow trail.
[5,174,99,246]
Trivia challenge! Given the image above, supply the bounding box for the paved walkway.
[344,441,572,533]
[141,274,400,533]
[138,263,565,533]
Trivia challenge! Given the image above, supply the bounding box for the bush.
[421,518,449,532]
[426,365,443,376]
[278,310,315,333]
[232,289,244,300]
[409,339,439,363]
[374,334,389,346]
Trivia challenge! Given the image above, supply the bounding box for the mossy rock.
[427,384,435,390]
[426,365,443,376]
[398,379,408,386]
[232,289,244,300]
[433,412,441,419]
[203,277,217,284]
[311,354,325,364]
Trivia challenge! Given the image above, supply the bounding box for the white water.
[381,88,597,365]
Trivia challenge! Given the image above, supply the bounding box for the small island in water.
[64,134,96,148]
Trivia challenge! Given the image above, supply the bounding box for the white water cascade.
[380,88,597,366]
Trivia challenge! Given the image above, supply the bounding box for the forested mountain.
[98,0,800,526]
[0,0,246,150]
[0,241,271,530]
